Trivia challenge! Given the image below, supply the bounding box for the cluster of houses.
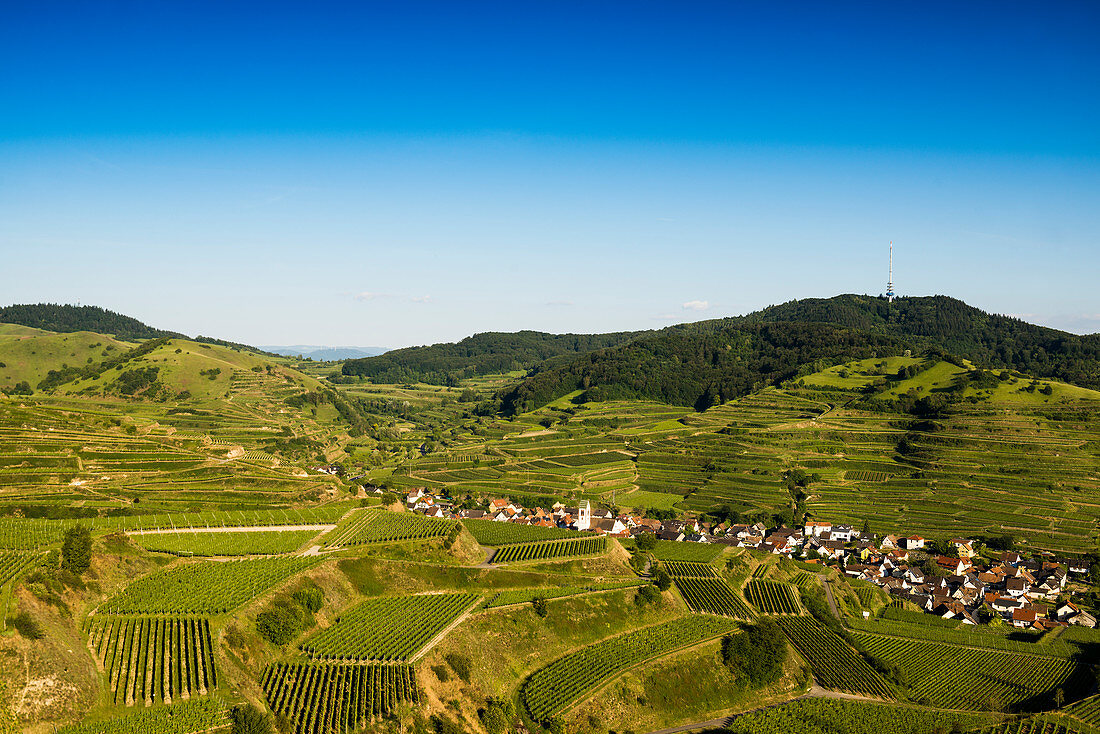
[401,489,1095,630]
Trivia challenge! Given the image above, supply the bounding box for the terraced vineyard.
[323,509,455,546]
[1065,694,1100,727]
[673,577,755,619]
[493,536,606,562]
[300,593,478,661]
[100,556,321,614]
[56,697,226,734]
[973,717,1089,734]
[0,550,40,585]
[745,580,802,614]
[724,699,996,734]
[846,617,1077,658]
[851,631,1082,709]
[521,615,738,721]
[648,540,725,562]
[88,615,216,705]
[663,560,719,578]
[485,580,646,608]
[0,505,350,550]
[776,617,894,698]
[131,529,319,556]
[263,662,419,733]
[462,518,578,545]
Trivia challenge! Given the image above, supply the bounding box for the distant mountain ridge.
[263,345,390,361]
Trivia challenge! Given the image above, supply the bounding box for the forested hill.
[341,330,645,385]
[498,295,1100,413]
[499,323,910,413]
[0,304,184,341]
[739,295,1100,388]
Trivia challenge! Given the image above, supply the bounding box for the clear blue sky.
[2,1,1098,346]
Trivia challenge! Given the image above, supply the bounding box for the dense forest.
[0,304,183,341]
[739,295,1100,389]
[341,330,645,385]
[498,322,910,413]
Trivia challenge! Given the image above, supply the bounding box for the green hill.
[341,329,645,385]
[0,303,184,341]
[0,326,133,389]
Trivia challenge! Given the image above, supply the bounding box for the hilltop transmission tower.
[886,242,896,303]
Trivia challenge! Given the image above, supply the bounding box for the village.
[399,486,1098,632]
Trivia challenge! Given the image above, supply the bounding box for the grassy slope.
[58,338,323,401]
[0,329,133,388]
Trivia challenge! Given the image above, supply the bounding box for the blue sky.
[2,1,1098,346]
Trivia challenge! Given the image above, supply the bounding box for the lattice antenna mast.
[886,242,896,303]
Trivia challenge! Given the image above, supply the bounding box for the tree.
[721,617,787,686]
[256,599,309,645]
[61,525,92,574]
[531,596,549,618]
[652,567,672,592]
[635,585,661,606]
[635,532,657,552]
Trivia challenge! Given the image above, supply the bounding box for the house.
[804,521,832,538]
[936,556,970,576]
[820,540,848,561]
[880,535,900,550]
[952,538,978,559]
[992,596,1024,614]
[1067,559,1091,575]
[902,535,926,550]
[1067,611,1097,628]
[830,525,855,542]
[1012,608,1039,628]
[934,602,977,625]
[1055,601,1081,621]
[590,517,628,536]
[1005,577,1028,598]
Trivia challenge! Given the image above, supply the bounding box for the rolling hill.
[497,295,1100,412]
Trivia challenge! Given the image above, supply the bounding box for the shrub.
[11,611,43,640]
[232,703,274,734]
[445,652,471,682]
[292,586,323,613]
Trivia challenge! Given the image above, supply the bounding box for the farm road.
[124,524,336,535]
[818,574,840,617]
[409,597,482,662]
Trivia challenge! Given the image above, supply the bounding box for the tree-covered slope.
[0,304,184,341]
[499,322,910,414]
[341,329,645,385]
[499,295,1100,412]
[741,295,1100,387]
